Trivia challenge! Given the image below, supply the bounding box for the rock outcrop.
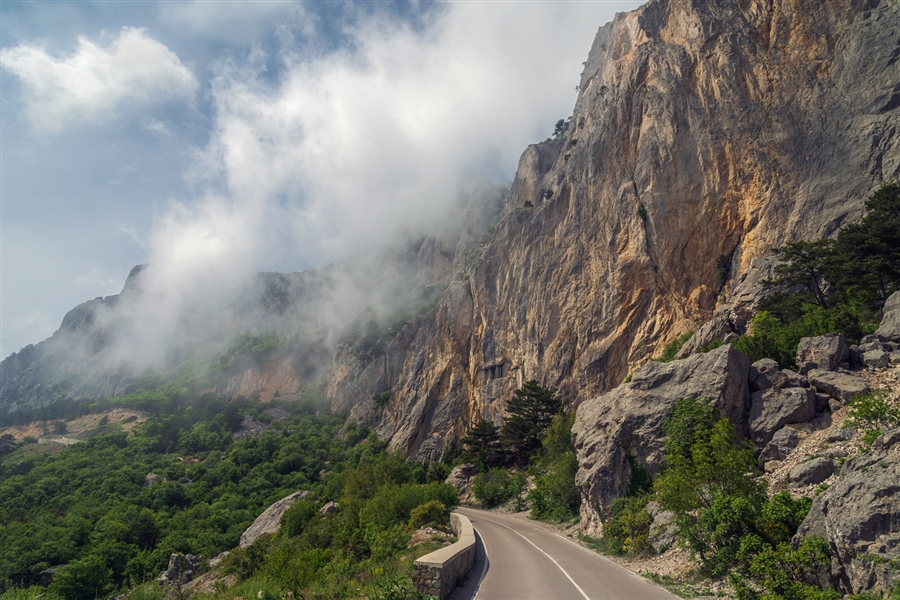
[327,0,900,458]
[239,490,310,549]
[3,0,900,464]
[572,344,750,536]
[797,334,849,375]
[875,291,900,343]
[794,429,900,596]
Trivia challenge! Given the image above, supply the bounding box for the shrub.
[282,497,318,538]
[529,453,580,522]
[653,331,694,362]
[738,536,839,600]
[655,398,765,576]
[473,468,512,508]
[602,495,653,556]
[408,501,447,529]
[845,389,900,432]
[699,338,725,353]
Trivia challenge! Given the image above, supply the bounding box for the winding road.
[447,508,678,600]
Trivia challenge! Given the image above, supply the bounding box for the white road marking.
[475,514,592,600]
[470,529,490,600]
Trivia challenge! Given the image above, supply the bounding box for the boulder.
[759,427,802,462]
[749,387,815,446]
[239,490,310,549]
[789,457,836,487]
[650,511,677,554]
[573,344,750,536]
[797,334,849,375]
[875,291,900,343]
[862,349,891,370]
[814,392,832,414]
[749,359,808,392]
[143,473,163,487]
[445,463,478,504]
[825,427,855,443]
[793,429,900,595]
[319,501,339,515]
[807,370,870,403]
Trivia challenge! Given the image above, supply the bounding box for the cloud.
[0,27,198,132]
[182,1,640,263]
[95,1,643,368]
[12,2,641,369]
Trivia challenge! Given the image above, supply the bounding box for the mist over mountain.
[4,0,900,449]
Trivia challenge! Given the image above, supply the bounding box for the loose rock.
[749,387,815,446]
[789,457,836,487]
[759,427,802,462]
[825,427,854,443]
[797,334,848,375]
[807,370,870,403]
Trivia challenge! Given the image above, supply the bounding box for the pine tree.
[501,380,561,464]
[459,420,501,471]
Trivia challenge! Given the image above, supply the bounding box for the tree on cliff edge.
[501,380,561,463]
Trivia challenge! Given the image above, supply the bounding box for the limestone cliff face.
[3,0,899,463]
[331,0,900,459]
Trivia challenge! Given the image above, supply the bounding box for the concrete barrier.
[412,512,476,599]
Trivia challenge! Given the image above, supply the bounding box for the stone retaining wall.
[412,512,476,599]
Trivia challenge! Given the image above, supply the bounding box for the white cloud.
[29,2,643,369]
[181,2,642,263]
[0,27,198,132]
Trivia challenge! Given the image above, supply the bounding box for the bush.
[846,389,900,432]
[602,495,653,556]
[473,468,513,508]
[282,497,318,538]
[529,453,580,522]
[653,332,694,362]
[654,398,766,576]
[408,501,447,529]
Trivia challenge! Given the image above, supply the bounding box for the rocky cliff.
[3,0,899,463]
[330,0,900,458]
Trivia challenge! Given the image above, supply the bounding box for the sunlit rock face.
[330,0,900,459]
[3,0,899,466]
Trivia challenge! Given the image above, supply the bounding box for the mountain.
[3,0,899,462]
[329,0,900,458]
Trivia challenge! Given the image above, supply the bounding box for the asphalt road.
[447,508,678,600]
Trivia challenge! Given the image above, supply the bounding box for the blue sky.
[1,0,643,360]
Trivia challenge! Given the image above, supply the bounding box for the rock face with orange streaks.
[329,0,900,459]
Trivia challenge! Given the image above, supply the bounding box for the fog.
[1,1,644,372]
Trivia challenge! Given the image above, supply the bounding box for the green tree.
[459,420,502,471]
[764,240,835,309]
[501,381,561,463]
[655,398,766,576]
[832,183,900,304]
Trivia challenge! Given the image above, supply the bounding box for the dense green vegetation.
[0,333,291,429]
[457,381,580,522]
[734,184,900,368]
[590,398,900,599]
[0,394,456,600]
